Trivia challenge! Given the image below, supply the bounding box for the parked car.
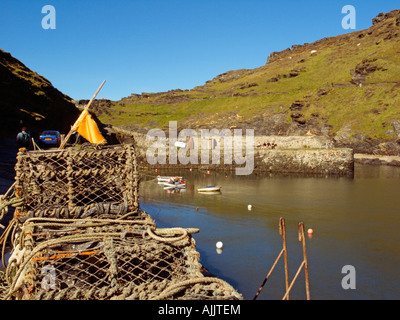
[38,130,61,147]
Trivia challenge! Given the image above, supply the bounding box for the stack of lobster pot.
[1,144,242,300]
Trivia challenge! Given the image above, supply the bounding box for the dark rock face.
[350,58,387,86]
[0,49,80,140]
[372,10,400,25]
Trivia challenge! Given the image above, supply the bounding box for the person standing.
[16,126,31,149]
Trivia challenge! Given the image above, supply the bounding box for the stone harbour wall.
[134,147,354,177]
[107,126,354,176]
[254,148,354,176]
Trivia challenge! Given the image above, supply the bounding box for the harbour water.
[0,139,399,299]
[139,164,400,300]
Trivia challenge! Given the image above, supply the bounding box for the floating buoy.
[307,228,314,235]
[248,204,252,210]
[216,241,223,249]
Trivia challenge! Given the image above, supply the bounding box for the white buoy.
[248,204,252,210]
[216,241,223,249]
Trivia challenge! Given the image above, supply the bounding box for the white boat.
[157,175,183,183]
[197,186,221,192]
[164,181,187,189]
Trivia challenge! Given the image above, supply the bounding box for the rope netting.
[0,144,243,300]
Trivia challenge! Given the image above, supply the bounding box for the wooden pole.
[253,248,284,300]
[253,217,289,300]
[59,80,106,150]
[281,222,311,300]
[299,222,311,300]
[280,217,290,300]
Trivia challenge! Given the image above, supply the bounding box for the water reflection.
[140,164,400,300]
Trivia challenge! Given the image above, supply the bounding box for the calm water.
[139,164,400,300]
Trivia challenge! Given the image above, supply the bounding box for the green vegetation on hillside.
[98,10,400,148]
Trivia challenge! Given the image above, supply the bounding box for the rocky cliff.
[0,49,80,141]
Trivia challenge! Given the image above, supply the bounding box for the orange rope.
[33,250,98,261]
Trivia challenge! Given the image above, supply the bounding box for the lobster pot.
[14,144,140,219]
[5,217,242,300]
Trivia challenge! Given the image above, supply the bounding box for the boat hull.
[197,186,221,192]
[164,182,186,189]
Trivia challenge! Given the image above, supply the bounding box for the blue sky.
[0,1,399,100]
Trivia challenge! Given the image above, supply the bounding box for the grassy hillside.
[97,10,400,154]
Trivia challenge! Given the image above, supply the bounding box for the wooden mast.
[59,80,106,150]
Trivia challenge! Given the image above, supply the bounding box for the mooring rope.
[0,182,23,226]
[155,277,241,300]
[4,231,122,300]
[147,227,189,243]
